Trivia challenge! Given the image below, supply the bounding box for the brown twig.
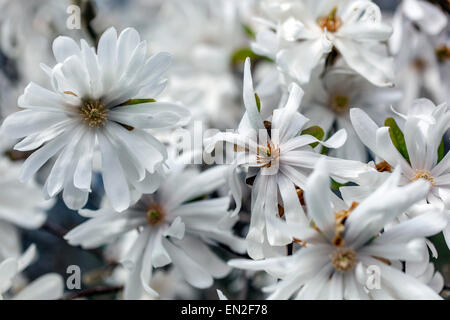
[64,285,123,300]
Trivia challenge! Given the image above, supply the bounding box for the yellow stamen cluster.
[256,141,280,168]
[436,45,450,63]
[318,6,342,33]
[411,169,435,186]
[413,58,427,71]
[79,101,108,128]
[331,95,350,113]
[330,247,357,272]
[146,203,166,226]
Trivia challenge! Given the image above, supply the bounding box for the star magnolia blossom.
[65,161,245,299]
[338,171,444,274]
[149,0,247,128]
[391,31,448,113]
[0,245,64,300]
[350,99,450,247]
[0,156,51,229]
[205,58,373,259]
[0,27,190,212]
[229,160,446,299]
[0,154,53,261]
[389,0,448,112]
[252,0,394,86]
[390,0,448,54]
[405,244,444,294]
[301,68,401,161]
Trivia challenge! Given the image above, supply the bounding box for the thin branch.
[42,220,68,239]
[64,285,123,300]
[41,220,105,261]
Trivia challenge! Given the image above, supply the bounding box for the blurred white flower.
[252,0,394,86]
[0,143,53,261]
[103,230,197,300]
[0,156,51,229]
[0,0,75,116]
[301,68,401,161]
[206,58,374,259]
[229,160,446,299]
[351,99,450,247]
[65,160,245,299]
[392,31,448,112]
[405,243,444,294]
[390,0,447,54]
[388,0,448,112]
[149,0,250,128]
[0,244,64,300]
[1,27,190,212]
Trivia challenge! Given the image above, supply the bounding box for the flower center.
[79,100,108,128]
[331,95,350,113]
[146,204,166,226]
[318,6,342,33]
[256,141,280,168]
[413,58,427,71]
[435,45,450,63]
[330,247,357,272]
[411,169,435,186]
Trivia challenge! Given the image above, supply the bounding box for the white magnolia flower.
[405,244,444,294]
[252,0,394,86]
[0,148,53,260]
[205,58,373,259]
[350,99,450,247]
[149,0,247,71]
[0,27,190,212]
[149,0,249,128]
[390,0,447,54]
[65,161,245,299]
[229,160,446,299]
[301,68,401,161]
[0,0,74,117]
[388,1,448,112]
[0,156,51,230]
[0,245,63,300]
[92,0,164,35]
[103,230,196,300]
[391,29,448,113]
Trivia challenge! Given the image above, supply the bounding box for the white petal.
[98,132,130,212]
[52,36,80,63]
[13,274,64,300]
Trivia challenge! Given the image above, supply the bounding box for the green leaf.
[437,138,445,163]
[330,178,345,190]
[121,98,156,106]
[230,48,273,67]
[231,48,258,66]
[301,126,324,148]
[242,24,256,39]
[384,117,410,162]
[254,93,261,113]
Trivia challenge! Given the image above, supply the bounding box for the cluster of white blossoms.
[0,0,448,300]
